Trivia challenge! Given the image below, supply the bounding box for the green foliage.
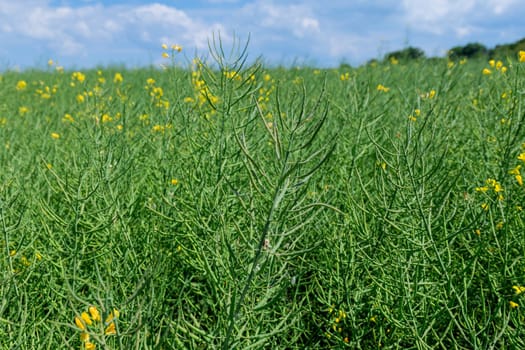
[449,37,525,61]
[490,37,525,60]
[1,43,525,349]
[385,46,425,62]
[449,42,489,60]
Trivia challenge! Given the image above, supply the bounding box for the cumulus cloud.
[0,1,224,64]
[0,0,522,69]
[240,1,320,38]
[400,0,520,35]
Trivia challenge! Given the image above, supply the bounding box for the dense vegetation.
[1,43,525,349]
[383,37,525,63]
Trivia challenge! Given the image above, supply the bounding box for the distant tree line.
[363,37,525,66]
[448,38,525,60]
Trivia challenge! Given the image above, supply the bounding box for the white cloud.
[401,0,521,35]
[486,0,521,15]
[0,1,225,63]
[241,1,320,38]
[0,0,522,69]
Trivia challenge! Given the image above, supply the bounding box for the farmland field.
[1,45,525,349]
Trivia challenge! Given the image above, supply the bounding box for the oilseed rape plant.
[1,39,525,348]
[74,306,120,349]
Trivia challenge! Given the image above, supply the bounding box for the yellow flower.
[340,72,350,81]
[171,44,182,52]
[376,84,390,92]
[162,52,169,59]
[482,68,491,75]
[81,312,92,326]
[18,106,29,115]
[428,89,436,99]
[519,50,525,62]
[161,43,168,50]
[104,322,116,335]
[76,94,85,103]
[105,309,120,324]
[513,286,525,295]
[171,179,179,185]
[113,73,123,83]
[510,301,519,309]
[516,174,523,186]
[481,203,489,211]
[51,132,60,139]
[475,186,488,193]
[80,332,90,342]
[75,316,86,331]
[72,72,86,83]
[489,59,495,67]
[62,113,74,123]
[16,80,27,91]
[518,152,525,162]
[88,306,101,322]
[85,341,96,350]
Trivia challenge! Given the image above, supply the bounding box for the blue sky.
[1,0,524,70]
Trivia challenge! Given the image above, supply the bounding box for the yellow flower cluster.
[145,78,169,109]
[161,43,183,59]
[16,80,27,91]
[376,84,390,92]
[35,82,58,100]
[151,123,173,133]
[188,58,219,116]
[326,306,350,343]
[223,69,242,81]
[475,178,503,194]
[71,72,86,84]
[489,59,508,72]
[408,108,421,122]
[476,178,504,210]
[519,50,525,63]
[18,106,29,115]
[74,306,120,350]
[420,89,436,99]
[483,59,508,75]
[113,73,123,84]
[509,165,523,186]
[510,285,525,309]
[8,249,42,273]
